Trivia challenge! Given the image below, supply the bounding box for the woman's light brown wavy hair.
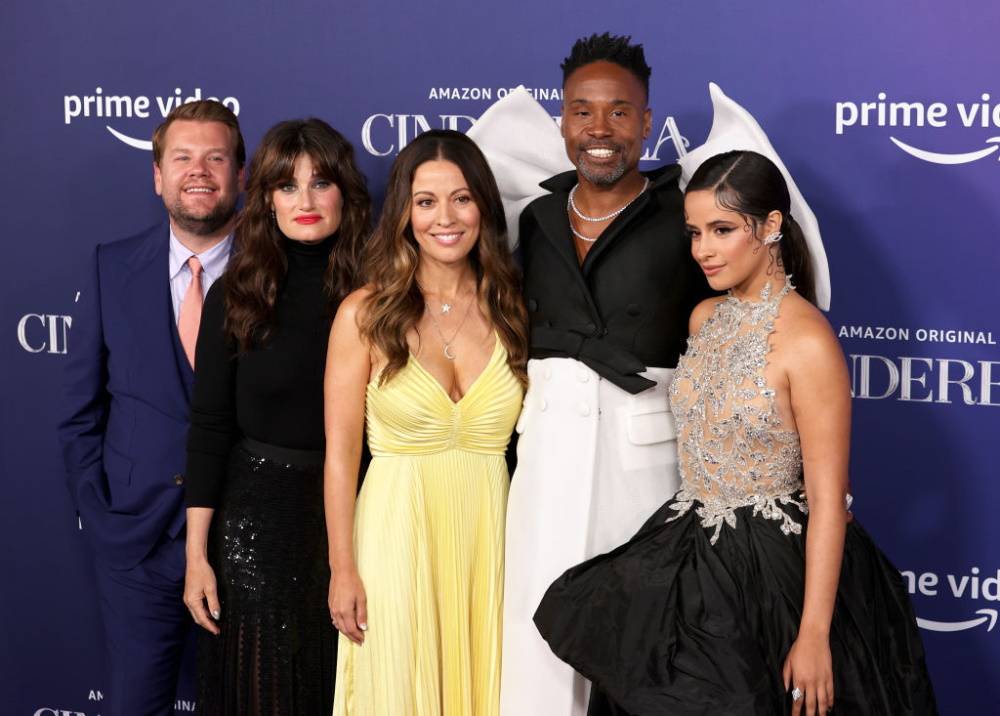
[224,118,371,350]
[360,129,528,386]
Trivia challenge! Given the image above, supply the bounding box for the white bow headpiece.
[466,86,572,250]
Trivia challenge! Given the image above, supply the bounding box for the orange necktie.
[177,256,203,368]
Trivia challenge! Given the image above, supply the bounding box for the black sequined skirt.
[198,439,336,716]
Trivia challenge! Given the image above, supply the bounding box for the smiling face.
[685,189,782,292]
[561,61,651,186]
[270,153,344,244]
[409,159,481,266]
[153,119,242,238]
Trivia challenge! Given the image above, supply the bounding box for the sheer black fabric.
[197,445,336,716]
[535,499,938,716]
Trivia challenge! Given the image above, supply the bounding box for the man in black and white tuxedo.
[498,33,712,716]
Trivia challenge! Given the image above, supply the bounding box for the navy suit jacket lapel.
[122,225,191,420]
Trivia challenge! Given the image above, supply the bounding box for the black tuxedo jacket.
[519,166,713,394]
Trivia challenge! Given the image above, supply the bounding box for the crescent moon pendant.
[444,344,456,360]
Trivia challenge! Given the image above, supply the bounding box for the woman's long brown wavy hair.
[360,129,528,386]
[224,118,371,350]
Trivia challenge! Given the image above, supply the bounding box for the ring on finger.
[791,687,803,701]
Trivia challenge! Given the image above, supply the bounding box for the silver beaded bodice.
[668,277,805,544]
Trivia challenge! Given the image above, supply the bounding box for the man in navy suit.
[58,100,245,715]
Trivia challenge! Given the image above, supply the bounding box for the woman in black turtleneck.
[183,119,371,716]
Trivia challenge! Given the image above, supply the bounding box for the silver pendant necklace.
[426,293,475,360]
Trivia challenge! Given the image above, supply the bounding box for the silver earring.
[763,231,782,245]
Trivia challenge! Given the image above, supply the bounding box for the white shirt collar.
[168,228,233,282]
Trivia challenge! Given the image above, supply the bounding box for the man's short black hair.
[561,33,651,98]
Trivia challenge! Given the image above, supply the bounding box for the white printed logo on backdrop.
[32,693,196,715]
[18,313,72,354]
[903,567,1000,633]
[17,291,79,355]
[839,324,1000,406]
[63,87,242,151]
[361,84,688,159]
[836,91,1000,164]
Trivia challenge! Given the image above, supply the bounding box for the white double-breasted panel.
[501,357,680,716]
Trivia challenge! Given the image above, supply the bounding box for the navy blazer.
[58,223,199,570]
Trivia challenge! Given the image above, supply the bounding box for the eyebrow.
[412,187,470,197]
[169,147,229,155]
[568,98,637,107]
[686,218,738,226]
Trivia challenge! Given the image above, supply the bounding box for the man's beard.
[167,196,237,237]
[575,145,629,186]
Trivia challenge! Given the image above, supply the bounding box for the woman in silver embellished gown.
[534,150,936,715]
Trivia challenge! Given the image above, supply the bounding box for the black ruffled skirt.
[197,440,336,716]
[534,498,937,715]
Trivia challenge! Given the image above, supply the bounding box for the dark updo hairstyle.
[224,118,371,350]
[685,150,816,305]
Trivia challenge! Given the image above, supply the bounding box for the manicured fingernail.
[211,610,221,619]
[359,622,368,631]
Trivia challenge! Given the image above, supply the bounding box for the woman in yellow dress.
[324,129,528,715]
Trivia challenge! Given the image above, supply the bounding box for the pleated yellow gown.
[333,339,523,716]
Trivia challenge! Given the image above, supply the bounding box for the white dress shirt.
[168,229,233,324]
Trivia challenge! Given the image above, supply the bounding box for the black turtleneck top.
[185,236,335,508]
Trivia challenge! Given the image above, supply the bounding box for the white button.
[577,402,591,417]
[577,369,590,383]
[544,366,552,381]
[540,399,548,412]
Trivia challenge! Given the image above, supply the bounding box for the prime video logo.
[63,87,241,151]
[835,91,1000,164]
[903,566,1000,634]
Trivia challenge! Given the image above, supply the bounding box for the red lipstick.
[294,215,322,225]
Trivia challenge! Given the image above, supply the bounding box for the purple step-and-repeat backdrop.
[3,1,998,713]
